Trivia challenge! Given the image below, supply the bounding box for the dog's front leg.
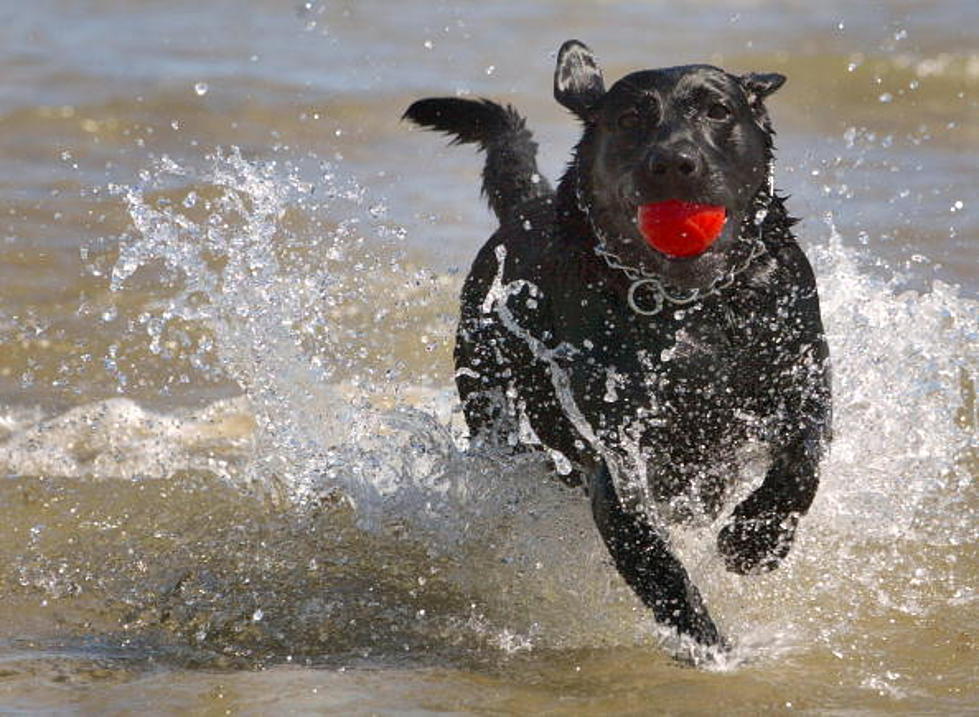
[717,434,822,575]
[718,329,831,575]
[590,462,722,646]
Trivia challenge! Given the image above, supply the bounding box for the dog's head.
[555,40,785,292]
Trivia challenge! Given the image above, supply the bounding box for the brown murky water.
[0,0,976,713]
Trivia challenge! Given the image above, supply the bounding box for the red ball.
[637,200,727,258]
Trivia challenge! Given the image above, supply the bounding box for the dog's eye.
[706,103,731,120]
[617,110,641,130]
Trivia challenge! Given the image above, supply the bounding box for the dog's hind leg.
[590,462,722,646]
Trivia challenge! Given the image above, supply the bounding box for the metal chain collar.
[575,166,774,316]
[598,236,767,316]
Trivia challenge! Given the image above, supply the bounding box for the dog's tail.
[403,97,552,224]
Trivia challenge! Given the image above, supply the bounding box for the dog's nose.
[646,148,703,179]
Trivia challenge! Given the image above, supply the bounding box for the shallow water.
[1,0,976,713]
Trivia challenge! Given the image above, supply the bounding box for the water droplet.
[194,82,209,96]
[485,65,495,75]
[423,40,433,50]
[878,93,893,103]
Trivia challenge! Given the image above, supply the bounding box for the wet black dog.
[404,40,831,648]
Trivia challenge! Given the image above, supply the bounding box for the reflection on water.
[0,0,976,712]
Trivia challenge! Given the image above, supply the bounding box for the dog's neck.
[555,169,595,242]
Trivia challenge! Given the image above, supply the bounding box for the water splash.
[2,147,974,671]
[110,148,437,514]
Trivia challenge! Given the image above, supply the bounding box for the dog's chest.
[549,283,775,432]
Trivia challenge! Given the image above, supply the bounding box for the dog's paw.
[717,509,799,575]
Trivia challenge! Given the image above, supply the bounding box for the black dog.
[404,40,831,648]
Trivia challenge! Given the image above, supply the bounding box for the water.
[0,0,976,712]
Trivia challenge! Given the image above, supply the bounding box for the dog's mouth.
[636,200,728,258]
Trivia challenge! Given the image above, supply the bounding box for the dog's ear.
[554,40,605,120]
[739,72,785,134]
[739,72,786,105]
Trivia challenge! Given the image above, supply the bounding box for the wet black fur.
[404,41,831,648]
